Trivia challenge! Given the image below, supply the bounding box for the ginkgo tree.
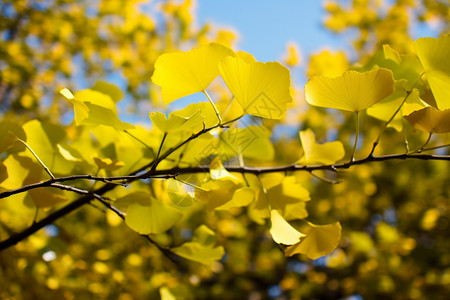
[1,1,450,299]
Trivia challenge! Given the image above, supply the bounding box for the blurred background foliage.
[1,0,450,299]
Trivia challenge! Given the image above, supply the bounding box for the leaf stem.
[124,130,155,158]
[370,72,425,155]
[350,112,360,162]
[203,90,222,125]
[17,138,55,179]
[151,132,167,171]
[420,143,450,153]
[410,132,433,154]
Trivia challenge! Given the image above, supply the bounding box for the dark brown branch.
[1,153,449,200]
[0,183,114,251]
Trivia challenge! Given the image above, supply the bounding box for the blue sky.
[196,0,344,63]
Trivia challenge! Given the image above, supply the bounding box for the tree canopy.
[1,1,450,299]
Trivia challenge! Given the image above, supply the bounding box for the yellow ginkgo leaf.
[91,81,124,102]
[210,157,239,181]
[266,176,310,220]
[283,42,301,67]
[414,35,450,109]
[284,221,342,259]
[383,44,401,64]
[218,126,274,160]
[236,51,257,63]
[214,186,255,211]
[92,154,125,171]
[149,110,204,134]
[151,43,235,104]
[367,81,427,132]
[174,102,218,129]
[172,225,224,265]
[305,68,395,112]
[200,178,241,211]
[270,210,306,245]
[218,56,293,119]
[307,50,349,78]
[0,155,30,190]
[60,88,89,126]
[404,106,450,133]
[28,186,68,208]
[298,129,345,165]
[125,199,183,235]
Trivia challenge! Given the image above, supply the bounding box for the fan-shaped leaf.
[219,56,293,119]
[414,35,450,109]
[152,43,235,104]
[299,129,345,165]
[404,106,450,133]
[305,68,395,112]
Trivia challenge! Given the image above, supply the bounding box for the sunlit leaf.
[91,81,124,102]
[270,210,306,245]
[92,154,125,171]
[404,106,450,133]
[266,176,310,220]
[61,88,133,130]
[305,68,395,112]
[60,88,89,126]
[82,103,134,130]
[298,129,345,165]
[283,42,301,67]
[209,157,239,181]
[284,221,342,259]
[307,50,349,78]
[214,187,255,211]
[218,126,274,161]
[166,178,197,208]
[0,121,26,154]
[57,144,82,162]
[0,155,31,190]
[174,102,218,129]
[199,178,241,211]
[152,43,235,104]
[28,186,68,208]
[172,225,225,265]
[125,198,183,234]
[383,44,401,64]
[414,35,450,109]
[22,120,73,174]
[75,89,117,113]
[367,81,427,131]
[218,56,293,119]
[0,162,7,184]
[149,110,204,134]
